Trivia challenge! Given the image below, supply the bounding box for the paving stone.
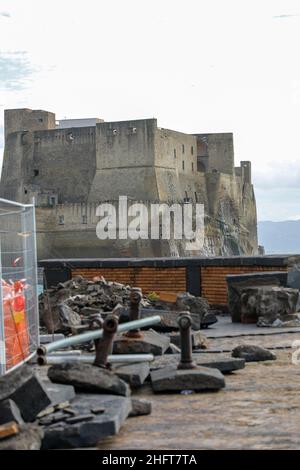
[0,424,43,450]
[0,399,24,426]
[232,344,277,362]
[113,363,150,388]
[10,374,52,422]
[113,329,170,356]
[151,365,225,392]
[129,398,152,417]
[150,353,245,374]
[48,363,130,396]
[42,380,76,405]
[42,394,132,449]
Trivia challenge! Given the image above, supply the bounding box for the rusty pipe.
[94,314,119,368]
[177,312,197,370]
[124,287,143,338]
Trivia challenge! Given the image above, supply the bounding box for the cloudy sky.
[0,0,300,221]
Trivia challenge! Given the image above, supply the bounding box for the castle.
[0,108,258,259]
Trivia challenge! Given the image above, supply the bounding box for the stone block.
[42,394,132,449]
[48,363,130,396]
[167,330,209,350]
[42,380,76,405]
[0,399,24,426]
[151,365,225,392]
[113,363,150,388]
[226,272,288,322]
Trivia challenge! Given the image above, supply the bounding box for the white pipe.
[38,353,154,366]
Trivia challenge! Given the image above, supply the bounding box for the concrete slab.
[42,394,132,449]
[151,366,225,392]
[113,363,150,388]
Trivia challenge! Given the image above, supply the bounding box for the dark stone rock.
[240,286,299,325]
[42,380,76,405]
[232,344,277,362]
[129,398,152,417]
[9,373,52,422]
[0,424,43,450]
[48,363,130,396]
[151,353,245,374]
[113,363,150,388]
[113,329,170,356]
[151,366,225,392]
[226,272,288,322]
[200,311,218,329]
[0,399,24,425]
[0,364,33,401]
[42,394,131,449]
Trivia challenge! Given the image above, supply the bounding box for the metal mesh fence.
[0,198,39,375]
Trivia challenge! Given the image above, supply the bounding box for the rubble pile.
[39,275,215,334]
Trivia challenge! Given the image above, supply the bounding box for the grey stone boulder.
[129,398,152,417]
[232,344,276,362]
[48,363,130,396]
[113,363,150,388]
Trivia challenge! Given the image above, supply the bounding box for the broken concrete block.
[113,329,170,356]
[0,364,33,401]
[48,363,130,396]
[42,394,132,449]
[9,373,52,422]
[0,424,43,450]
[113,363,150,388]
[0,399,24,426]
[151,365,225,392]
[232,344,277,362]
[150,353,245,374]
[42,380,76,405]
[129,398,152,417]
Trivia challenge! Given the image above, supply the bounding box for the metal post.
[94,314,119,369]
[124,287,143,338]
[177,312,197,370]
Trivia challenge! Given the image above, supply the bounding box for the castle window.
[58,215,64,225]
[82,215,87,224]
[38,118,43,123]
[34,169,39,177]
[24,189,28,195]
[182,161,185,170]
[49,196,57,206]
[174,149,176,158]
[191,146,194,155]
[194,192,198,202]
[192,162,194,172]
[182,144,185,154]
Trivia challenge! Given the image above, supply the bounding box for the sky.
[0,0,300,222]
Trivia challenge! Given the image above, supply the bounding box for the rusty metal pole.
[94,314,119,369]
[124,287,143,338]
[177,312,197,370]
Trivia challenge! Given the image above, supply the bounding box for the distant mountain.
[258,220,300,254]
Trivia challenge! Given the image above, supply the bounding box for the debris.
[129,398,152,417]
[232,344,277,362]
[0,399,24,426]
[65,414,94,424]
[0,424,43,450]
[41,394,132,449]
[168,330,209,350]
[0,421,19,440]
[42,380,76,406]
[48,362,131,396]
